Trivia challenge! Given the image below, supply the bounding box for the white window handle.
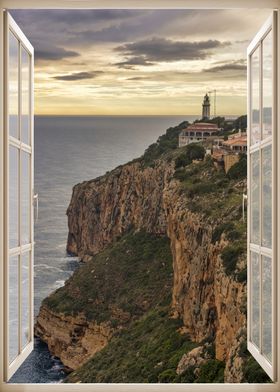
[33,193,39,222]
[242,193,247,222]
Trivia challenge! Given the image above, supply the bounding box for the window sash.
[247,12,277,381]
[4,12,34,381]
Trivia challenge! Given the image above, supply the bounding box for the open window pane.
[9,145,18,249]
[5,12,34,380]
[21,47,30,145]
[251,251,260,348]
[21,151,30,245]
[262,30,273,140]
[9,31,18,139]
[251,46,260,145]
[248,13,276,381]
[262,255,272,362]
[262,145,272,248]
[9,254,19,364]
[21,251,30,350]
[251,151,260,244]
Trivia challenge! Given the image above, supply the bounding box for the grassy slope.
[44,231,173,326]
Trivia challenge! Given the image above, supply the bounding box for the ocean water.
[10,115,197,383]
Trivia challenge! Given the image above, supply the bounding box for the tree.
[175,144,206,168]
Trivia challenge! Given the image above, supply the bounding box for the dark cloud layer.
[53,71,103,81]
[115,56,154,69]
[204,61,246,73]
[36,46,79,61]
[115,38,231,66]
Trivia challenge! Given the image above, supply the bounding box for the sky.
[11,9,272,116]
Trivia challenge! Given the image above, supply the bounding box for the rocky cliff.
[66,160,170,258]
[65,154,246,368]
[35,306,113,370]
[35,123,266,383]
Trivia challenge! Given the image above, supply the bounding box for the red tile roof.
[186,122,219,132]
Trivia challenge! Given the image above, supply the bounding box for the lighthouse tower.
[202,93,210,120]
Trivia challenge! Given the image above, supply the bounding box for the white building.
[179,122,219,147]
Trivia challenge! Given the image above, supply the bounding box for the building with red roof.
[179,122,220,147]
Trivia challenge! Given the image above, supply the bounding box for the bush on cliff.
[221,243,244,275]
[227,154,247,180]
[175,144,206,169]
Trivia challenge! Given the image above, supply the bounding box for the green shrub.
[236,268,247,283]
[221,244,244,275]
[175,155,191,169]
[227,229,242,241]
[186,182,215,198]
[173,168,188,181]
[212,222,234,244]
[243,357,271,383]
[158,369,177,383]
[176,366,196,383]
[227,154,247,180]
[238,340,248,358]
[196,360,225,383]
[175,144,206,169]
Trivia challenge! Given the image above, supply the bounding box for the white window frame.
[247,13,277,381]
[0,1,280,392]
[4,11,34,381]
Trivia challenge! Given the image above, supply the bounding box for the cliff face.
[35,122,254,381]
[163,181,246,364]
[62,156,246,379]
[36,305,112,370]
[67,161,170,258]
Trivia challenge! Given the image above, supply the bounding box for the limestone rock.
[35,305,113,370]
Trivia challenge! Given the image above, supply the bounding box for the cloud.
[126,77,146,81]
[53,71,103,81]
[115,37,231,64]
[204,60,246,73]
[36,46,79,61]
[115,56,154,69]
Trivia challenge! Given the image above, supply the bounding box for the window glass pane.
[9,31,19,139]
[251,46,260,145]
[251,151,260,244]
[9,146,18,249]
[262,145,272,248]
[263,30,273,140]
[9,254,19,364]
[251,252,260,348]
[21,47,30,145]
[262,255,272,363]
[21,252,30,349]
[21,151,30,245]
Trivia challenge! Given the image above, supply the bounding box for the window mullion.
[18,40,22,356]
[259,40,263,355]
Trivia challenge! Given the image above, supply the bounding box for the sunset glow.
[11,9,271,116]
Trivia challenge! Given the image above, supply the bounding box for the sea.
[10,114,199,383]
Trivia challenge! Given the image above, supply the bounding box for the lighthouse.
[202,93,210,120]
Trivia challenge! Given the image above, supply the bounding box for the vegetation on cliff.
[44,231,173,326]
[37,118,270,383]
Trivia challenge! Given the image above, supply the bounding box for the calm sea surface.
[10,115,197,383]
